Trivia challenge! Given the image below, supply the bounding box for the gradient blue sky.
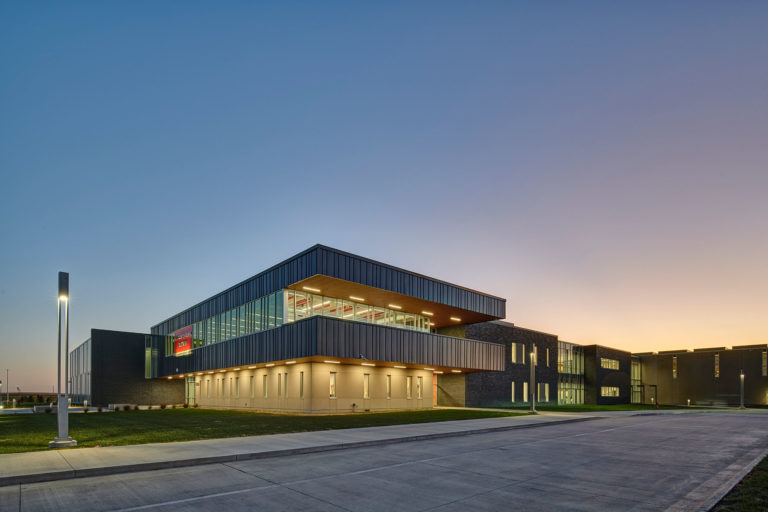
[2,2,767,391]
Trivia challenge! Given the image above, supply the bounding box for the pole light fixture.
[739,370,745,409]
[50,271,77,448]
[529,346,537,414]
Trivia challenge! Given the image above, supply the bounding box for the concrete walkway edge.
[697,445,768,512]
[0,416,597,487]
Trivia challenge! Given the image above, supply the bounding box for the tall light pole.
[529,345,537,414]
[50,272,76,448]
[739,370,745,409]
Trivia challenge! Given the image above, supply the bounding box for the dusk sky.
[1,2,767,392]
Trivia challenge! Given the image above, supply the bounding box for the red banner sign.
[174,326,193,356]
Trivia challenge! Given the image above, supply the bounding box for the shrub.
[171,404,176,409]
[148,405,152,410]
[183,403,189,408]
[83,407,89,414]
[160,404,166,410]
[97,406,103,413]
[192,403,199,408]
[45,406,52,413]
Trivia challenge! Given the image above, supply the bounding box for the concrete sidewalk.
[0,412,593,487]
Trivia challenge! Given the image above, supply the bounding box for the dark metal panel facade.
[151,245,506,336]
[158,317,504,376]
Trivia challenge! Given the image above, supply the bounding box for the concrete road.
[1,412,766,512]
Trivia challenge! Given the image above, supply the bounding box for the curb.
[698,445,768,512]
[0,416,597,487]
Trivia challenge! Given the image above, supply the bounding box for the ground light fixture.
[50,272,76,448]
[740,370,745,409]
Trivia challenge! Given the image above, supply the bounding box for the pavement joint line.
[695,444,768,512]
[0,416,599,488]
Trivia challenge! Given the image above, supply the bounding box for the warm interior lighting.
[361,362,375,366]
[207,371,214,374]
[167,376,172,380]
[434,371,444,374]
[424,368,435,371]
[421,311,433,316]
[247,366,257,369]
[349,296,365,301]
[302,286,321,293]
[428,321,435,326]
[196,372,203,375]
[219,370,226,373]
[324,360,341,364]
[59,295,68,302]
[265,363,275,367]
[388,304,402,310]
[450,317,461,322]
[451,370,461,373]
[394,365,407,368]
[286,361,296,365]
[233,368,240,371]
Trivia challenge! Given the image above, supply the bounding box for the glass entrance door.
[186,377,196,405]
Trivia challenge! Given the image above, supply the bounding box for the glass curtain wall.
[631,358,642,403]
[557,341,584,405]
[284,290,430,332]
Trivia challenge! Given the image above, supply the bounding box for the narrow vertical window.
[672,356,678,379]
[523,381,528,402]
[510,342,517,363]
[546,348,550,367]
[250,376,254,398]
[510,381,515,402]
[300,371,304,399]
[230,378,233,398]
[417,376,423,399]
[545,383,549,402]
[714,353,720,378]
[284,373,288,397]
[330,372,337,398]
[363,373,370,399]
[207,379,210,398]
[406,376,413,399]
[263,374,268,398]
[278,373,282,397]
[762,350,767,377]
[533,345,538,366]
[386,374,392,399]
[235,377,240,398]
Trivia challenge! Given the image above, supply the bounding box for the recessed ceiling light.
[450,317,461,322]
[167,376,172,380]
[394,365,407,368]
[324,360,341,364]
[219,370,226,373]
[302,286,321,293]
[349,296,365,301]
[451,370,462,373]
[265,363,275,367]
[361,362,376,366]
[286,361,296,365]
[247,366,257,369]
[388,304,402,310]
[424,368,435,371]
[434,371,444,374]
[207,371,214,374]
[422,311,434,316]
[233,368,240,371]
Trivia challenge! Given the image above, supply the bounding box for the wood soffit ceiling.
[287,275,497,328]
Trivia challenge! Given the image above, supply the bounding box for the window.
[207,379,210,398]
[284,373,288,397]
[235,377,240,399]
[363,374,370,399]
[406,376,413,399]
[229,378,233,398]
[715,353,720,378]
[510,342,517,363]
[278,373,282,397]
[600,358,619,370]
[523,381,528,402]
[544,383,549,402]
[510,381,515,402]
[263,374,268,398]
[417,376,423,399]
[249,376,254,398]
[546,348,549,367]
[300,371,304,398]
[763,350,767,377]
[601,386,620,397]
[672,356,678,379]
[386,375,391,399]
[330,372,337,398]
[533,345,538,366]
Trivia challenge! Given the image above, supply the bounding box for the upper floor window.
[600,358,619,370]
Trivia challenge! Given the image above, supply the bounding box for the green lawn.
[0,408,522,454]
[714,454,768,511]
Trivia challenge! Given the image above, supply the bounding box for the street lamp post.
[529,345,537,414]
[739,370,745,409]
[50,272,76,448]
